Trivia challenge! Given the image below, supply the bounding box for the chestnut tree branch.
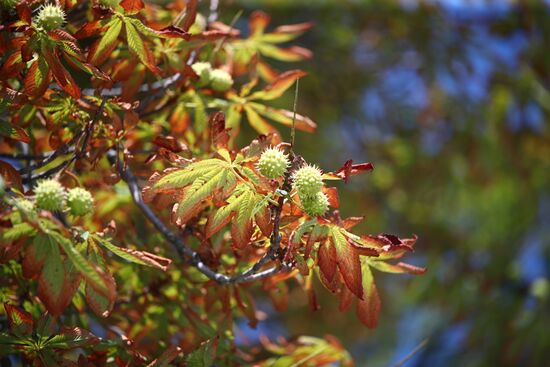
[108,150,292,285]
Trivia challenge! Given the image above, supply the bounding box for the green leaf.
[244,105,278,135]
[0,120,31,142]
[356,264,380,329]
[248,70,306,101]
[84,239,116,318]
[1,223,35,242]
[88,18,122,65]
[125,20,159,73]
[329,226,364,299]
[37,236,70,315]
[50,232,110,297]
[94,235,171,271]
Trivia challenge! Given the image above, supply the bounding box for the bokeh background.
[224,0,550,366]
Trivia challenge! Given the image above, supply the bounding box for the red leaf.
[180,0,197,32]
[356,267,380,329]
[317,242,336,283]
[43,48,80,99]
[331,160,375,182]
[249,11,271,36]
[330,228,364,299]
[120,0,144,14]
[234,287,258,328]
[38,255,81,316]
[338,286,353,312]
[16,2,32,24]
[23,58,51,98]
[323,187,339,208]
[0,120,30,143]
[4,303,33,336]
[153,136,187,153]
[85,271,116,318]
[0,160,22,191]
[75,20,102,39]
[209,111,230,149]
[0,51,24,79]
[22,234,52,279]
[248,70,307,101]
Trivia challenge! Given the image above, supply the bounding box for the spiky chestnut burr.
[257,147,290,179]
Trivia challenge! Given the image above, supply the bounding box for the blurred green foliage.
[229,1,550,365]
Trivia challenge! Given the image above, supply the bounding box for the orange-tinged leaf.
[88,18,122,66]
[251,103,317,133]
[249,11,271,36]
[370,261,426,275]
[22,234,52,279]
[318,241,336,283]
[0,160,22,192]
[0,120,30,143]
[120,0,144,14]
[338,286,353,312]
[24,57,50,98]
[43,48,80,99]
[234,287,258,328]
[85,272,116,318]
[96,236,172,271]
[244,105,279,136]
[357,266,380,328]
[257,44,312,62]
[38,239,78,315]
[0,51,24,79]
[248,70,306,101]
[4,303,33,336]
[330,226,363,299]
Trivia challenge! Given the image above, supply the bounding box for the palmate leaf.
[205,186,270,248]
[232,11,313,68]
[316,225,379,300]
[146,157,237,225]
[88,18,123,66]
[124,19,159,74]
[227,70,317,135]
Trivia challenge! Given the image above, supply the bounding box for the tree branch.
[108,150,292,285]
[20,98,107,185]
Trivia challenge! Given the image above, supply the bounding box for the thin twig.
[21,98,107,184]
[391,339,429,367]
[290,78,300,151]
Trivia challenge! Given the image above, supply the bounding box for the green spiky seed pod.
[210,69,233,92]
[301,191,329,217]
[34,179,66,211]
[292,164,324,198]
[191,62,212,87]
[67,187,94,216]
[34,4,65,31]
[257,147,290,179]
